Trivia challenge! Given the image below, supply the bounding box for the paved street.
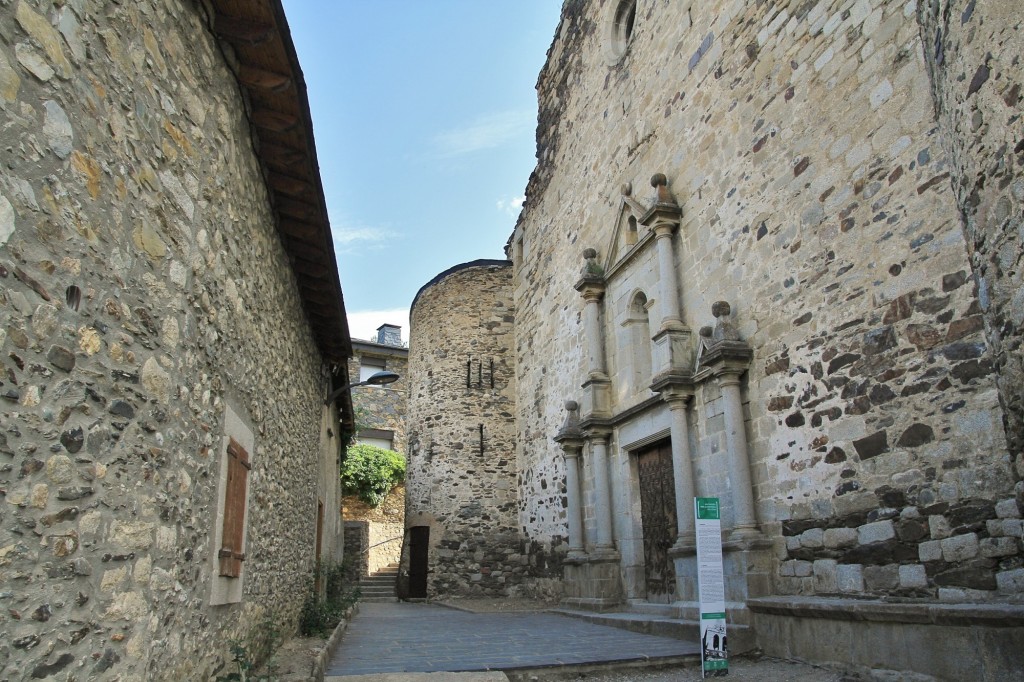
[324,602,699,677]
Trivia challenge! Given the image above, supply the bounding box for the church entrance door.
[637,440,677,603]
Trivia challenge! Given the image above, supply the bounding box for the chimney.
[376,324,402,346]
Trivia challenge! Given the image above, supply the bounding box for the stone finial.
[711,300,740,342]
[555,400,583,442]
[581,248,603,277]
[651,173,676,205]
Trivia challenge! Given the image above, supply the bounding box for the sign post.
[695,497,728,677]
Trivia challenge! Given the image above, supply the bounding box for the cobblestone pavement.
[325,602,698,677]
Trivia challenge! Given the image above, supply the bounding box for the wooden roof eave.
[206,0,352,365]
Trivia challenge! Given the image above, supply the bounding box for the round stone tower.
[400,259,554,599]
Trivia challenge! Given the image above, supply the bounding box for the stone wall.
[343,484,404,576]
[406,260,562,598]
[917,0,1024,469]
[0,1,340,679]
[349,341,408,455]
[510,0,1021,603]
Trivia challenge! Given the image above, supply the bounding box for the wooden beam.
[268,171,312,198]
[278,218,320,240]
[260,143,306,170]
[238,64,292,92]
[251,108,298,132]
[275,197,319,222]
[214,15,274,44]
[286,239,328,264]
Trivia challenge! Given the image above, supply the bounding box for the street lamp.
[323,370,400,405]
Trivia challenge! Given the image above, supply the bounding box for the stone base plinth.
[750,597,1024,682]
[671,542,772,606]
[563,556,623,611]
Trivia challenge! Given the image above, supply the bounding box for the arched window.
[627,291,653,394]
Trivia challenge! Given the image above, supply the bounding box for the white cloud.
[347,308,410,344]
[496,194,526,218]
[331,222,394,254]
[432,110,534,158]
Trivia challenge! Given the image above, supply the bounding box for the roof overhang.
[204,0,352,364]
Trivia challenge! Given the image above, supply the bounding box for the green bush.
[299,560,360,638]
[341,443,405,507]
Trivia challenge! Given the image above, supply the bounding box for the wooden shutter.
[219,438,250,578]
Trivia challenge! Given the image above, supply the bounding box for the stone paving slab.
[325,602,699,677]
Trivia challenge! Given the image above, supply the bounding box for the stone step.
[551,608,755,654]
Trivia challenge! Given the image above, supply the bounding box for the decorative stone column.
[699,301,761,542]
[554,401,587,562]
[639,174,694,381]
[575,249,611,418]
[665,391,697,550]
[587,428,617,557]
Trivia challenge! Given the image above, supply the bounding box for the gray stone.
[813,559,837,593]
[899,564,928,588]
[823,527,858,548]
[56,486,93,501]
[837,564,864,593]
[43,100,73,158]
[995,568,1024,593]
[995,498,1021,519]
[929,515,952,540]
[980,537,1018,558]
[857,519,895,545]
[71,558,91,576]
[47,345,76,372]
[0,194,14,246]
[793,560,812,578]
[863,564,899,591]
[940,533,980,563]
[15,43,54,81]
[919,540,943,562]
[799,528,824,548]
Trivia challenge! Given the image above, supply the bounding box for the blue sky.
[280,1,564,342]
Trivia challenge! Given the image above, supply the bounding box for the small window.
[358,428,395,452]
[359,356,386,384]
[609,0,637,60]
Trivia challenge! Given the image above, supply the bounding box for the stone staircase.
[359,562,399,603]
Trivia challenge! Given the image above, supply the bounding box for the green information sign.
[696,497,720,520]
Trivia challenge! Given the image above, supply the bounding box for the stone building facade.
[0,1,352,680]
[349,325,409,455]
[409,0,1023,677]
[403,260,562,600]
[344,327,409,575]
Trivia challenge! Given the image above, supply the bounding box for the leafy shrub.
[299,560,360,638]
[341,443,405,507]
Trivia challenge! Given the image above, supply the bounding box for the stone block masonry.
[406,261,563,599]
[507,0,1022,606]
[0,1,343,679]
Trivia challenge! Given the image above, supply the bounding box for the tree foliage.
[341,443,406,507]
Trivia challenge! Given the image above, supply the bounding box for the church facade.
[407,0,1023,677]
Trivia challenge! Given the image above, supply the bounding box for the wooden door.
[408,526,429,598]
[637,441,677,603]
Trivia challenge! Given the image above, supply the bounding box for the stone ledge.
[747,596,1024,627]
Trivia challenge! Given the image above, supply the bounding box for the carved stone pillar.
[554,401,587,562]
[653,223,683,332]
[699,301,760,542]
[664,392,697,550]
[588,429,617,556]
[639,174,694,381]
[575,249,611,417]
[719,371,759,540]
